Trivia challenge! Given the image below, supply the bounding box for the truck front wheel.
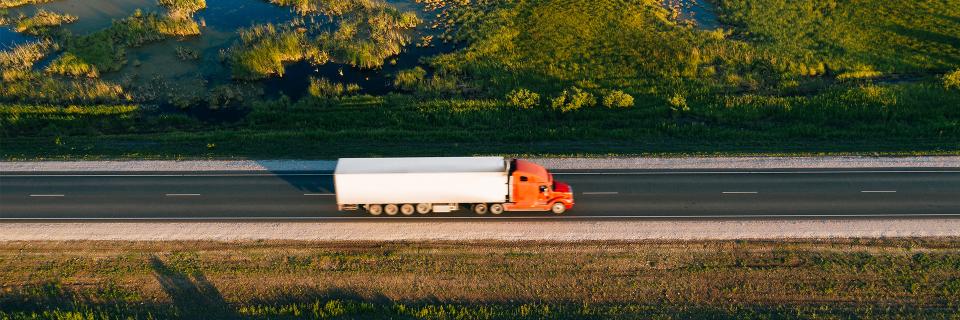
[551,202,566,214]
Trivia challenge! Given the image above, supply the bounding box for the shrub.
[944,69,960,91]
[550,87,596,112]
[602,90,633,108]
[507,88,540,108]
[45,52,99,78]
[393,67,426,91]
[668,93,688,112]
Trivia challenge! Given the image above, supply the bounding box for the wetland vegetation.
[1,0,959,158]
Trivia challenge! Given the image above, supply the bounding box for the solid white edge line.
[28,194,64,197]
[303,193,335,196]
[2,170,960,177]
[582,192,619,195]
[722,191,759,194]
[3,214,960,220]
[165,193,201,196]
[861,190,897,193]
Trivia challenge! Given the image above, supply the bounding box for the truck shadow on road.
[255,160,337,194]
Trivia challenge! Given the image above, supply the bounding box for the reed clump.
[12,9,77,36]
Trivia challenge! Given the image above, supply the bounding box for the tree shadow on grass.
[149,255,237,319]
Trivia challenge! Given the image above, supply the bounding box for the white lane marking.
[165,193,201,196]
[29,194,64,197]
[861,190,897,193]
[303,193,334,196]
[4,214,960,220]
[722,191,758,194]
[3,170,959,178]
[582,192,619,195]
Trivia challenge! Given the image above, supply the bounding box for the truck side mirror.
[539,185,547,192]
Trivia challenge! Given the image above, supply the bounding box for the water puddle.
[662,0,721,30]
[0,26,34,48]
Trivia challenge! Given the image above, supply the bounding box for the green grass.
[228,24,320,79]
[0,239,959,318]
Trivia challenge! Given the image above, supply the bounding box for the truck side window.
[520,176,528,182]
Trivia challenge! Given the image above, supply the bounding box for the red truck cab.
[504,159,575,214]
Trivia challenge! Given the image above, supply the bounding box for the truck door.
[511,175,538,208]
[537,184,551,205]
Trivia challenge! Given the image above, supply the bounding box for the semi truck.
[334,157,574,215]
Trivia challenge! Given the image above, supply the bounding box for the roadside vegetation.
[0,239,959,318]
[1,0,959,158]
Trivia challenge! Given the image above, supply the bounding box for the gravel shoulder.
[1,219,958,241]
[1,156,958,172]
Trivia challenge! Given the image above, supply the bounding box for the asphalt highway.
[1,169,959,220]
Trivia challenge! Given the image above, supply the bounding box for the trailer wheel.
[400,204,415,216]
[384,204,399,216]
[473,203,488,215]
[416,203,432,214]
[551,202,566,214]
[367,204,383,216]
[489,203,504,215]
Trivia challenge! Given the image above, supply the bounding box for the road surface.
[1,169,959,220]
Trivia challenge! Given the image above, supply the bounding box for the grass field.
[0,239,959,319]
[1,0,959,159]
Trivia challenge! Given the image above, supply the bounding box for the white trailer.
[334,157,509,214]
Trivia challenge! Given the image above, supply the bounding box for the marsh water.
[1,0,452,108]
[663,0,721,29]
